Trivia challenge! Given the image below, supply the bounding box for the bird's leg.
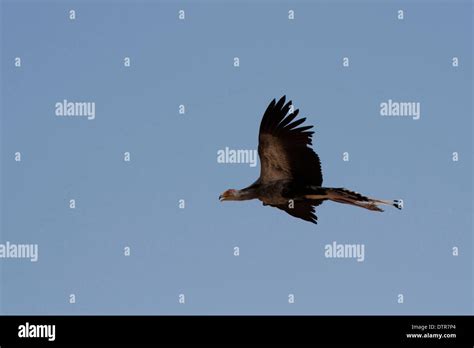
[330,198,384,212]
[324,188,403,212]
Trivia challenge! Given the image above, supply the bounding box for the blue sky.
[0,0,472,314]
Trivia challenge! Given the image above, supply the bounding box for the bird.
[219,95,403,224]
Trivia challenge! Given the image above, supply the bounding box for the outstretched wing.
[271,200,325,224]
[258,96,323,186]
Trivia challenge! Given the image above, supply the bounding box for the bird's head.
[219,189,238,201]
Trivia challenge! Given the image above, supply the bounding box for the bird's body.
[220,96,402,224]
[252,180,292,205]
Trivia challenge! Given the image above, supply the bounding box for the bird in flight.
[219,96,402,224]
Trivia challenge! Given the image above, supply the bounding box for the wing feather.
[258,96,323,186]
[271,200,324,224]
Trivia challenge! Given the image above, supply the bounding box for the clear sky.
[0,0,472,314]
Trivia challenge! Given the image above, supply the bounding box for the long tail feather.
[305,187,402,212]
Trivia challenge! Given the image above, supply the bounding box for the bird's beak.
[220,190,234,201]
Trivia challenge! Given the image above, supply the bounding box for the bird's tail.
[305,187,402,212]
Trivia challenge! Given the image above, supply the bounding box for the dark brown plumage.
[219,96,402,224]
